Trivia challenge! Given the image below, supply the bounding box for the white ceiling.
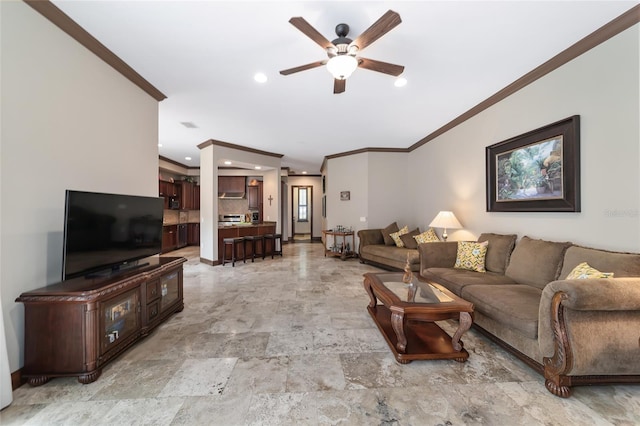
[52,1,637,173]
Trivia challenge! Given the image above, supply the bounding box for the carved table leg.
[452,311,472,352]
[363,277,377,309]
[391,310,407,352]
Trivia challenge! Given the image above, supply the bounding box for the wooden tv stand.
[16,256,186,386]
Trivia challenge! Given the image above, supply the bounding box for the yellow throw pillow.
[566,262,614,279]
[414,228,440,244]
[454,241,488,273]
[390,226,409,247]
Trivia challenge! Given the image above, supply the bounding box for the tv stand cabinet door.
[21,300,99,385]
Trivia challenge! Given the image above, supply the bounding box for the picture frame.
[486,115,580,212]
[340,191,350,201]
[322,195,326,218]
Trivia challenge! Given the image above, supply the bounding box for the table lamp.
[429,211,462,241]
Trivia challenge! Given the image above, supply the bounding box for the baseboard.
[11,368,24,390]
[199,257,220,266]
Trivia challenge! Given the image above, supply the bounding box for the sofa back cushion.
[559,245,640,279]
[477,233,517,274]
[399,228,421,249]
[382,222,400,246]
[505,236,571,289]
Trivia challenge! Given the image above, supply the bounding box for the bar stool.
[222,237,245,266]
[244,235,265,262]
[264,233,283,258]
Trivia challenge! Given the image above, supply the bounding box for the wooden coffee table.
[363,272,474,364]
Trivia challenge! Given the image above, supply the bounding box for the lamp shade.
[326,55,358,80]
[429,211,462,230]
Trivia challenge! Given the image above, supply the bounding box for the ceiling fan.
[279,10,404,94]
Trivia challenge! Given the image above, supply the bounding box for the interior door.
[291,185,312,241]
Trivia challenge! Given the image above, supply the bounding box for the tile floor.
[2,243,639,425]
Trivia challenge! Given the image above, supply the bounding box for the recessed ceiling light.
[158,143,163,147]
[224,161,232,165]
[254,166,262,170]
[254,73,268,83]
[394,77,407,88]
[302,171,307,174]
[185,157,192,161]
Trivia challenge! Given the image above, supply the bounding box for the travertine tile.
[7,243,637,425]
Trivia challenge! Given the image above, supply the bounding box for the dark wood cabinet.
[219,176,246,194]
[247,184,261,210]
[162,225,177,253]
[188,223,200,245]
[179,181,193,210]
[193,185,200,210]
[16,257,186,386]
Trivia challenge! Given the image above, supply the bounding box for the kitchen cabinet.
[248,182,262,210]
[179,181,193,210]
[188,223,200,245]
[162,225,177,253]
[219,176,246,195]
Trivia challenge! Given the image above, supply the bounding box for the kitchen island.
[217,222,276,263]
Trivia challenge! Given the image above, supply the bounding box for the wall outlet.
[360,217,366,222]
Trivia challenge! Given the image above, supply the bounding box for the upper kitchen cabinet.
[247,181,263,210]
[218,176,246,198]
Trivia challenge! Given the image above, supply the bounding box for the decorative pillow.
[390,226,409,247]
[381,222,400,246]
[454,241,488,273]
[566,262,614,279]
[477,233,517,275]
[399,228,421,249]
[414,228,440,244]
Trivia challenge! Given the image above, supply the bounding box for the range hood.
[218,192,245,199]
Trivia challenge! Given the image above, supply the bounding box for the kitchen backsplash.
[219,199,249,215]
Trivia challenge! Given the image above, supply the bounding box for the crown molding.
[24,0,166,102]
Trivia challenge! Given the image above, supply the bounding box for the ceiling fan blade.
[334,79,346,94]
[351,10,401,51]
[358,57,404,76]
[280,60,326,76]
[289,17,334,50]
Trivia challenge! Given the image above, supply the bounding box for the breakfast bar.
[217,222,277,263]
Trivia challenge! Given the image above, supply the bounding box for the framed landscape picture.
[486,115,580,212]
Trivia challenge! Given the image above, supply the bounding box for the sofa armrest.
[418,241,458,271]
[357,229,384,248]
[543,277,640,311]
[539,277,640,397]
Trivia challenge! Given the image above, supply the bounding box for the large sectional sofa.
[418,233,640,397]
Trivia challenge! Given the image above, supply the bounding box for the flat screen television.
[63,190,164,280]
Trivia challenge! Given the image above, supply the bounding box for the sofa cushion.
[477,233,517,274]
[399,228,421,249]
[382,222,400,246]
[566,262,614,279]
[505,236,571,289]
[390,226,409,247]
[422,267,518,296]
[414,228,440,244]
[454,241,488,272]
[360,244,420,269]
[461,284,542,339]
[559,245,640,279]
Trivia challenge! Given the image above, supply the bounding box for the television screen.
[63,190,164,280]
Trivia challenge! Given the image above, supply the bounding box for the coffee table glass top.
[383,280,453,304]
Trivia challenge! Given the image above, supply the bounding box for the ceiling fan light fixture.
[326,55,358,80]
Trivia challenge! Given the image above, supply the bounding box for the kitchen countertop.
[218,222,276,228]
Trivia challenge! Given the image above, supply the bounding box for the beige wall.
[0,2,160,372]
[409,23,639,252]
[325,23,639,253]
